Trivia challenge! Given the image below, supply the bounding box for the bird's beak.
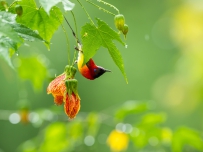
[105,69,111,72]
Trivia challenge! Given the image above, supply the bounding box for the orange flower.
[47,66,80,119]
[64,93,80,119]
[47,73,66,105]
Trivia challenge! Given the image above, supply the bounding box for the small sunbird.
[76,43,111,80]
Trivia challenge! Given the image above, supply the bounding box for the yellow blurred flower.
[107,130,129,152]
[161,127,173,144]
[171,1,203,50]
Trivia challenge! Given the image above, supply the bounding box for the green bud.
[15,5,23,16]
[0,1,6,6]
[64,65,77,79]
[122,24,129,38]
[0,1,8,10]
[65,79,79,97]
[114,14,125,31]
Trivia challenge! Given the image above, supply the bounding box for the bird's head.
[91,66,111,79]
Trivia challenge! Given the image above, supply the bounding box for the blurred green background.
[1,0,203,152]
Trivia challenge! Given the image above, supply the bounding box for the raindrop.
[9,113,20,124]
[84,135,95,146]
[125,44,128,48]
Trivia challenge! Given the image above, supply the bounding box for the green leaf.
[0,11,47,68]
[0,11,16,23]
[115,101,148,121]
[39,0,75,15]
[17,55,48,90]
[86,112,100,136]
[0,46,13,68]
[138,113,166,128]
[81,18,127,83]
[0,23,21,51]
[172,127,203,152]
[12,0,63,49]
[130,127,162,149]
[0,18,22,68]
[10,23,48,43]
[0,11,47,43]
[40,122,69,152]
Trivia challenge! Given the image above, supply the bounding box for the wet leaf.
[81,18,127,82]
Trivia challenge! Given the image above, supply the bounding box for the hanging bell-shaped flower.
[47,65,80,119]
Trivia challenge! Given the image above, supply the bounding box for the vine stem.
[77,0,95,26]
[98,0,120,14]
[53,10,71,65]
[86,0,116,16]
[71,11,78,40]
[70,11,79,66]
[8,0,19,9]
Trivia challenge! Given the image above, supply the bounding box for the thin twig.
[86,0,115,16]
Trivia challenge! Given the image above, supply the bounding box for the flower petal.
[64,93,80,119]
[47,73,66,96]
[53,95,64,105]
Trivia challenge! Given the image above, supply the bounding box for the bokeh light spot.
[84,135,95,146]
[9,113,20,124]
[28,112,40,123]
[149,136,159,146]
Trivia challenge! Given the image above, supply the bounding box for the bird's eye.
[94,68,97,72]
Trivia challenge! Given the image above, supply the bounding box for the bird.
[62,17,110,80]
[76,44,111,80]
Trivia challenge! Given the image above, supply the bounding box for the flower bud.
[64,65,77,79]
[64,93,80,119]
[122,24,129,38]
[114,14,125,31]
[15,5,23,16]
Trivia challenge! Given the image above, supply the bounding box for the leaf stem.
[98,0,120,14]
[77,0,95,25]
[86,0,116,16]
[53,9,71,65]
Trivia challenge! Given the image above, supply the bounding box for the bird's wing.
[86,59,97,70]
